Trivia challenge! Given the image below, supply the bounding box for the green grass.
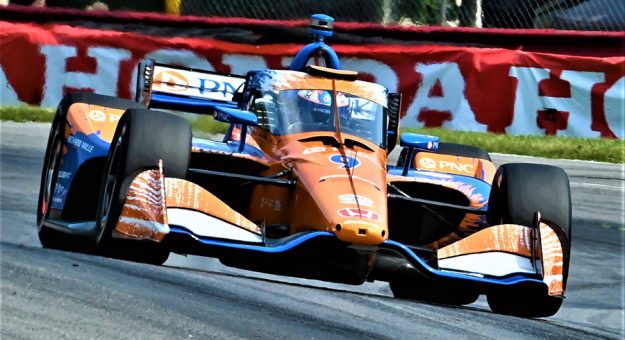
[0,105,55,122]
[403,127,624,164]
[2,105,623,163]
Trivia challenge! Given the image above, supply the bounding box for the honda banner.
[1,22,623,138]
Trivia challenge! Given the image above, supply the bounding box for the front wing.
[114,167,566,297]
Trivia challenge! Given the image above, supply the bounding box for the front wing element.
[114,168,567,296]
[113,166,262,244]
[437,222,566,296]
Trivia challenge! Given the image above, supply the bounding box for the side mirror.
[214,106,258,153]
[387,93,401,152]
[400,133,440,175]
[214,106,258,126]
[400,133,439,151]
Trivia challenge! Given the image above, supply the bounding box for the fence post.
[440,0,447,25]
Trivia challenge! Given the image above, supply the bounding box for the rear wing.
[135,59,246,113]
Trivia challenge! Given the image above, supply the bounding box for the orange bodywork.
[245,130,389,245]
[66,103,125,143]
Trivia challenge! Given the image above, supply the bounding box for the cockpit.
[245,69,388,148]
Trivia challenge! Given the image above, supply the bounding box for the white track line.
[569,182,623,191]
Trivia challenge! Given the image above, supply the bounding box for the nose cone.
[302,163,388,245]
[281,136,389,245]
[334,209,387,245]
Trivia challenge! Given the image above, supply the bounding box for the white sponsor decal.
[338,194,373,207]
[418,157,474,174]
[152,65,245,102]
[303,147,326,155]
[260,197,282,211]
[67,135,94,153]
[58,171,71,179]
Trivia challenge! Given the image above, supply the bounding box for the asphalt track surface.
[1,122,623,339]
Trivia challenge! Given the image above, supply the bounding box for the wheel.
[389,279,479,306]
[486,163,572,317]
[95,108,191,265]
[487,163,571,238]
[37,92,144,250]
[397,142,490,166]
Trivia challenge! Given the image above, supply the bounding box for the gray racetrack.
[1,122,623,339]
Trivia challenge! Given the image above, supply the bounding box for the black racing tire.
[486,163,572,318]
[95,108,191,265]
[389,279,479,306]
[436,142,491,161]
[397,142,491,167]
[486,163,571,239]
[37,92,144,250]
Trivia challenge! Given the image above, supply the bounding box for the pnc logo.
[88,109,106,122]
[329,154,360,169]
[87,109,122,123]
[419,157,437,169]
[419,156,475,174]
[154,70,189,92]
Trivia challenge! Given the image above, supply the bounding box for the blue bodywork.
[51,129,110,211]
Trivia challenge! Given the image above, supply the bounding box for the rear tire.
[486,163,571,317]
[37,93,144,250]
[95,108,191,265]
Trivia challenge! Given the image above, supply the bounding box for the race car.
[37,14,572,318]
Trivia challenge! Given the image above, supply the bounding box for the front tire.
[95,108,191,265]
[486,163,571,317]
[38,93,144,250]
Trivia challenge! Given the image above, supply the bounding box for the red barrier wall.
[1,10,623,138]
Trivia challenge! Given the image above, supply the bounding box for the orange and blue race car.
[37,14,572,318]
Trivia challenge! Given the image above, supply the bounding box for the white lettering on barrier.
[604,76,624,139]
[508,67,604,138]
[402,62,487,131]
[40,45,131,107]
[0,64,24,106]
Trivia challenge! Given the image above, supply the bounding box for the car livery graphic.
[37,14,572,318]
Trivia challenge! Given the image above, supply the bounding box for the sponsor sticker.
[67,135,95,153]
[337,208,380,221]
[303,147,326,155]
[154,69,189,92]
[58,171,71,179]
[338,194,373,207]
[260,197,281,211]
[329,154,360,169]
[417,154,475,176]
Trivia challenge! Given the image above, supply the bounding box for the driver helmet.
[297,90,349,124]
